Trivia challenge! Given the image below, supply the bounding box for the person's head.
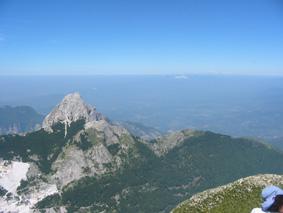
[261,185,283,212]
[267,195,283,213]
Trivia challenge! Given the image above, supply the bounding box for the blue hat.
[261,185,283,211]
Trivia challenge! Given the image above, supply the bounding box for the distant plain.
[1,75,283,145]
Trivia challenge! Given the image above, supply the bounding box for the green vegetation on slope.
[174,183,263,213]
[1,111,283,213]
[46,132,283,212]
[172,175,283,213]
[0,119,85,173]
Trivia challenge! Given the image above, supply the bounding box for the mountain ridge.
[1,92,283,212]
[0,105,43,135]
[42,92,104,135]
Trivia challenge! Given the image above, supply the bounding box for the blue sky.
[0,0,282,75]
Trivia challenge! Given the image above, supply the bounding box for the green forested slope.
[46,132,283,212]
[1,120,283,212]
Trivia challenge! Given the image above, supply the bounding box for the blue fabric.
[261,185,283,211]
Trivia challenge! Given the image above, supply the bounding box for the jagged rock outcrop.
[146,129,202,156]
[42,92,104,135]
[51,123,135,188]
[114,121,162,140]
[0,93,138,212]
[41,93,137,187]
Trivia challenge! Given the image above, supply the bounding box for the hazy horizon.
[1,1,283,212]
[1,75,283,142]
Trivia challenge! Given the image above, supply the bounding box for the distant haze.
[1,75,283,141]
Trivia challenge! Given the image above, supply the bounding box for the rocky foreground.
[172,174,283,213]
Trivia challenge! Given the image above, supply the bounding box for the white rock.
[0,161,29,194]
[42,92,104,134]
[0,161,59,213]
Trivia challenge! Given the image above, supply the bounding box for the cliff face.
[42,92,104,134]
[50,119,137,188]
[0,93,139,212]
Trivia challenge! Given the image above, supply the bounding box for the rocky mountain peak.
[42,92,104,133]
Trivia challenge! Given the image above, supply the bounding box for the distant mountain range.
[114,120,163,140]
[2,75,283,142]
[0,93,283,212]
[0,105,43,135]
[0,103,161,140]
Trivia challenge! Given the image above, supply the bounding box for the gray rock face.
[51,142,114,187]
[114,121,162,140]
[146,129,202,156]
[0,93,139,212]
[51,119,136,188]
[42,92,104,133]
[41,93,136,188]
